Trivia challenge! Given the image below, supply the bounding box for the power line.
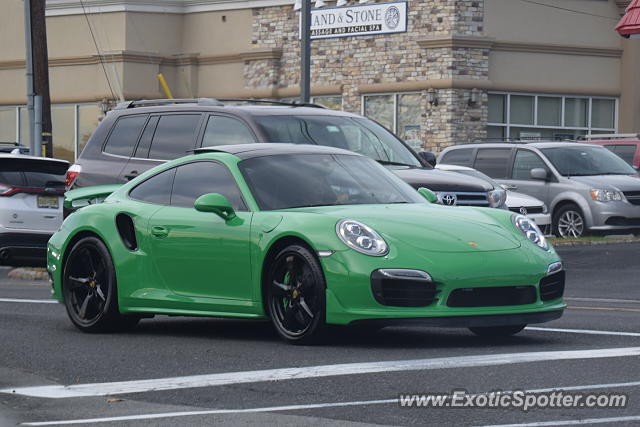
[78,0,117,100]
[518,0,619,21]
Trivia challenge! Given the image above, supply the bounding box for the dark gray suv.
[66,99,505,209]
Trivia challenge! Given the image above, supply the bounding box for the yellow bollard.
[157,73,174,99]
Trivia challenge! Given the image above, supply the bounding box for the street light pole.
[300,0,311,103]
[23,0,35,152]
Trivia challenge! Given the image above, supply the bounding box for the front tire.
[469,324,526,337]
[266,245,326,344]
[553,204,586,238]
[62,236,138,333]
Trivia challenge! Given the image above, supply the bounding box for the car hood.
[506,191,544,208]
[568,174,640,191]
[388,167,494,192]
[290,203,521,253]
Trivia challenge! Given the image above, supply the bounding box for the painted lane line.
[477,415,640,427]
[5,346,640,399]
[526,326,640,337]
[565,296,640,304]
[0,298,58,304]
[568,305,640,313]
[22,380,640,426]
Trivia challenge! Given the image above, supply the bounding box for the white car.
[0,154,68,267]
[436,163,551,228]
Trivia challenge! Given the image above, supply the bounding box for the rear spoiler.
[64,184,122,210]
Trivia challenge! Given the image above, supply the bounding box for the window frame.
[361,91,422,136]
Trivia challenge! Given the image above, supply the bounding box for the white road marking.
[477,415,640,427]
[21,380,640,426]
[565,296,640,304]
[4,346,640,399]
[0,298,57,304]
[527,326,640,337]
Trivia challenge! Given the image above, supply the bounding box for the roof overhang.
[616,0,640,36]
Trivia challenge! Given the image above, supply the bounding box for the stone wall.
[247,0,489,152]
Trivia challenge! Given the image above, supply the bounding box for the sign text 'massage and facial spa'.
[306,1,407,40]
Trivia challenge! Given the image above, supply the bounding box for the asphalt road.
[0,243,639,426]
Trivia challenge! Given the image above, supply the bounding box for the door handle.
[151,226,169,238]
[124,171,139,181]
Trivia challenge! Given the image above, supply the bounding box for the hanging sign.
[308,1,407,40]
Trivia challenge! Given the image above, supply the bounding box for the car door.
[500,149,551,203]
[146,160,253,303]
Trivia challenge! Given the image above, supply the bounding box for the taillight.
[0,184,12,196]
[65,164,82,190]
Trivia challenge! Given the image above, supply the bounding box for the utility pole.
[23,0,35,152]
[300,0,311,103]
[30,0,53,157]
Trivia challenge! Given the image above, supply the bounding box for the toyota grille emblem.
[440,193,457,206]
[519,206,528,215]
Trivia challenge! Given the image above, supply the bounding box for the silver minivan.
[438,142,640,237]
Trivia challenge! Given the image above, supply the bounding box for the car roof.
[435,163,474,171]
[0,153,69,165]
[446,141,601,150]
[195,143,361,159]
[586,139,640,145]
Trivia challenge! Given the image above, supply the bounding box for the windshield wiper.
[377,160,415,167]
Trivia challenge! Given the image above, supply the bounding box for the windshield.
[239,153,425,210]
[253,115,423,168]
[541,146,637,176]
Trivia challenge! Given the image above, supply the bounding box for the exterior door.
[146,161,253,302]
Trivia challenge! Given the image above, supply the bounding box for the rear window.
[103,115,147,157]
[0,159,68,188]
[440,148,474,166]
[613,145,637,165]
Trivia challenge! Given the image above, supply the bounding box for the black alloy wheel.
[62,236,138,332]
[468,324,526,337]
[266,245,326,344]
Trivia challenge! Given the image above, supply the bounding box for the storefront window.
[363,94,394,131]
[397,93,422,151]
[488,92,616,140]
[0,107,16,142]
[311,96,342,111]
[51,105,75,162]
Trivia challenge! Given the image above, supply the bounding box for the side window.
[133,116,159,158]
[103,115,147,157]
[440,148,474,166]
[512,150,548,180]
[613,145,637,166]
[201,116,256,146]
[170,161,246,211]
[128,168,176,205]
[473,148,512,178]
[148,114,201,160]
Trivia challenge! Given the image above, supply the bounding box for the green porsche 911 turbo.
[48,143,565,343]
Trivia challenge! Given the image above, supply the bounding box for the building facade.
[0,0,638,161]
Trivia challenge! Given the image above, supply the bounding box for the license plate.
[37,195,59,209]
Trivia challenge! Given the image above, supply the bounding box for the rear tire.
[469,324,526,337]
[62,237,139,333]
[553,203,586,238]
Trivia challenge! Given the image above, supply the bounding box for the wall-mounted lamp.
[427,88,438,107]
[337,0,348,6]
[468,88,480,106]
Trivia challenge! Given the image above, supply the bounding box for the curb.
[551,238,640,247]
[7,268,50,281]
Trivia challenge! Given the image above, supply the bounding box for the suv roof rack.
[578,133,640,140]
[470,137,569,144]
[113,98,327,110]
[114,98,224,110]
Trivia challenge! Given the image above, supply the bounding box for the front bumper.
[0,232,52,267]
[527,212,551,226]
[321,245,565,326]
[589,200,640,230]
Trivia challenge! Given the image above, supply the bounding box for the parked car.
[0,142,29,154]
[580,134,640,170]
[50,144,564,343]
[66,99,504,211]
[0,153,68,267]
[435,163,550,229]
[438,141,640,238]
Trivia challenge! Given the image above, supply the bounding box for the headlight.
[590,189,623,202]
[512,214,549,251]
[488,188,507,208]
[336,219,388,256]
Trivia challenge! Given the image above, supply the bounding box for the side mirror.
[194,193,236,221]
[418,151,437,167]
[417,187,438,203]
[530,168,548,181]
